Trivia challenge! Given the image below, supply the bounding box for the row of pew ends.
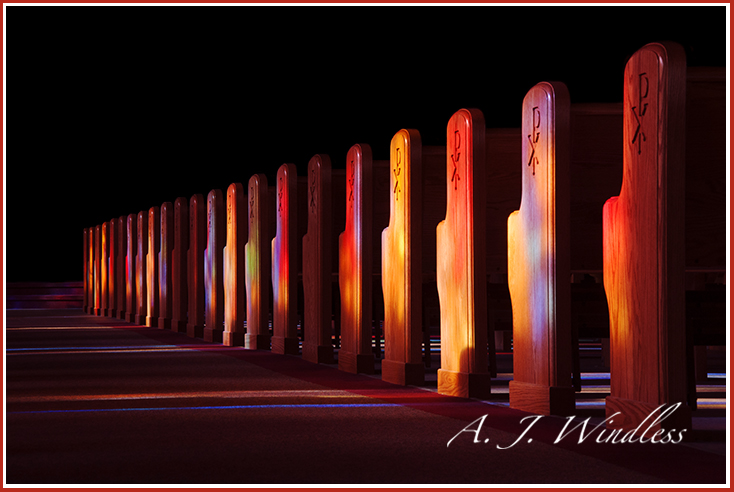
[82,42,725,438]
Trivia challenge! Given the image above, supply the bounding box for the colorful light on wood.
[271,164,300,355]
[115,216,127,320]
[508,81,574,416]
[338,144,375,374]
[302,154,335,364]
[146,206,160,328]
[171,197,189,333]
[381,129,425,386]
[436,109,490,398]
[204,190,225,343]
[125,214,137,323]
[187,194,206,339]
[101,222,109,316]
[158,202,173,330]
[94,225,101,315]
[108,218,118,318]
[603,42,690,435]
[224,183,246,347]
[245,174,272,350]
[134,211,148,325]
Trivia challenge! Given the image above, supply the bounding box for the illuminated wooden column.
[381,129,425,385]
[145,206,160,328]
[94,224,102,316]
[338,144,376,374]
[101,222,110,316]
[302,154,336,364]
[83,228,90,313]
[108,218,118,318]
[134,211,148,325]
[171,197,189,333]
[204,189,225,343]
[187,194,206,338]
[224,183,246,347]
[115,216,127,320]
[436,109,491,398]
[271,164,300,355]
[125,214,137,323]
[603,42,690,435]
[507,82,574,415]
[245,174,271,350]
[157,202,173,329]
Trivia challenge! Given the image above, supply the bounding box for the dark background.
[5,5,727,283]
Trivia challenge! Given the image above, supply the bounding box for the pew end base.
[438,369,491,399]
[187,323,204,339]
[223,331,246,347]
[145,316,157,328]
[134,314,146,325]
[302,343,335,364]
[271,336,299,355]
[246,333,271,351]
[382,359,425,386]
[509,380,576,417]
[338,351,375,375]
[170,319,187,333]
[157,317,171,330]
[204,327,224,343]
[116,310,127,321]
[605,396,692,441]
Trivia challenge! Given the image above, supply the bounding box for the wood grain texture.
[146,206,160,328]
[381,129,424,386]
[302,154,336,364]
[338,144,375,374]
[204,190,225,343]
[115,216,127,320]
[186,194,206,338]
[157,202,173,330]
[171,198,189,332]
[134,212,147,325]
[603,42,691,433]
[224,183,246,347]
[125,214,137,323]
[436,108,490,399]
[508,81,574,416]
[245,175,272,350]
[271,164,300,355]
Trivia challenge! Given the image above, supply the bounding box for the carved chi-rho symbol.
[393,147,402,200]
[277,176,283,217]
[450,130,461,190]
[631,72,649,155]
[348,159,355,208]
[249,187,255,223]
[527,106,541,176]
[309,168,316,212]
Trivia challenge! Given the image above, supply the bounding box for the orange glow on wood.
[338,144,375,374]
[158,202,173,330]
[381,129,425,386]
[146,206,160,328]
[603,42,690,434]
[114,216,127,320]
[94,225,101,315]
[125,214,137,323]
[101,222,109,316]
[187,194,206,339]
[508,81,574,416]
[134,212,147,325]
[245,174,272,350]
[108,218,118,317]
[436,109,490,399]
[302,154,335,364]
[272,164,300,355]
[171,198,189,332]
[204,190,225,343]
[224,183,246,347]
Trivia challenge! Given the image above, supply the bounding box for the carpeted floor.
[4,309,728,485]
